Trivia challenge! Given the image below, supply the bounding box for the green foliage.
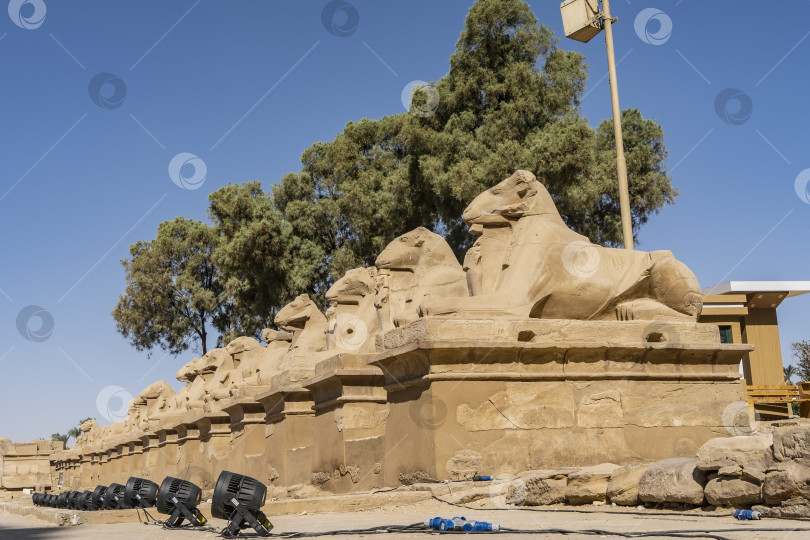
[793,340,810,383]
[114,0,677,354]
[784,364,797,385]
[112,218,222,355]
[277,0,675,265]
[209,182,322,342]
[51,418,94,446]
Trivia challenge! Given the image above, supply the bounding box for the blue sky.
[0,1,808,442]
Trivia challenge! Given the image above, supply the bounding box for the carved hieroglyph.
[422,170,702,321]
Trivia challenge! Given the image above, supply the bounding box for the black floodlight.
[80,490,95,511]
[56,491,70,509]
[124,477,158,508]
[104,483,126,509]
[156,476,208,528]
[32,493,43,505]
[91,485,108,510]
[68,491,83,509]
[211,471,272,537]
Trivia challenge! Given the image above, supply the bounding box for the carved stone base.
[370,318,751,483]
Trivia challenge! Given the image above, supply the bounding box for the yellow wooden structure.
[700,281,810,419]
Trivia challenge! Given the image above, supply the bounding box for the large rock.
[695,435,772,471]
[754,498,810,519]
[772,426,810,461]
[508,470,568,506]
[565,463,618,504]
[763,461,810,505]
[607,464,649,506]
[704,475,762,507]
[638,458,708,505]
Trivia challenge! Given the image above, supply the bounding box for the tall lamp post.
[560,0,633,250]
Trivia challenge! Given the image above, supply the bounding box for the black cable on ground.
[263,524,810,539]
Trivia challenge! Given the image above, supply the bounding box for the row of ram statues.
[75,170,704,452]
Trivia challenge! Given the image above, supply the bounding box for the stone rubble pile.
[439,423,810,515]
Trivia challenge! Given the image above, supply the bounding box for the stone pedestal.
[195,412,231,492]
[79,454,93,489]
[156,428,179,481]
[98,451,110,486]
[303,354,387,493]
[140,434,160,481]
[173,420,208,488]
[128,440,144,479]
[222,391,270,483]
[371,318,752,485]
[257,384,315,489]
[89,453,101,488]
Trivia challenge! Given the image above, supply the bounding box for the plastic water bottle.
[733,509,761,520]
[425,516,499,532]
[472,474,492,481]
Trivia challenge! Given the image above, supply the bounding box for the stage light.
[91,485,108,510]
[211,471,272,537]
[80,490,95,511]
[124,477,158,508]
[155,476,208,528]
[104,483,127,509]
[68,491,83,509]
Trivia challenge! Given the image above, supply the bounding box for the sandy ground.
[2,498,809,539]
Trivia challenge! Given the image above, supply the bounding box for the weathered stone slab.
[638,458,707,505]
[565,463,618,504]
[607,464,649,506]
[704,475,762,507]
[696,435,772,471]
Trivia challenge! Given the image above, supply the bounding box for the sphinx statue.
[325,266,379,353]
[200,348,237,413]
[229,330,292,393]
[375,227,469,328]
[275,294,330,377]
[421,170,702,321]
[74,419,100,453]
[126,381,175,433]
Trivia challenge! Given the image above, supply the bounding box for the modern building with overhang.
[699,281,810,417]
